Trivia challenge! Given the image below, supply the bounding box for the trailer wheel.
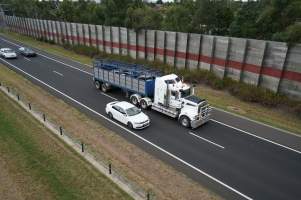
[101,83,109,93]
[180,116,191,128]
[94,81,101,90]
[140,99,148,110]
[130,96,138,106]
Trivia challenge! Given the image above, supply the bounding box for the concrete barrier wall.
[156,30,165,63]
[66,22,73,45]
[260,42,288,92]
[242,39,266,86]
[200,35,214,71]
[71,23,78,45]
[137,30,146,59]
[5,16,301,98]
[279,44,301,98]
[165,31,176,66]
[128,29,137,59]
[175,32,187,69]
[120,27,128,56]
[212,36,229,78]
[146,30,155,61]
[96,25,104,52]
[226,37,246,81]
[111,26,120,55]
[187,33,201,70]
[103,26,112,54]
[89,24,97,48]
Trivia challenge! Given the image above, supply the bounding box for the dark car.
[18,47,37,57]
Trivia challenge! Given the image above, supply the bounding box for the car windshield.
[4,50,13,53]
[126,106,141,116]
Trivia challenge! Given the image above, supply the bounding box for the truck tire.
[130,96,138,106]
[140,99,148,110]
[94,81,101,90]
[101,83,109,93]
[180,116,191,128]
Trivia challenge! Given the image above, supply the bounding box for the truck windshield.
[180,88,191,98]
[126,107,141,116]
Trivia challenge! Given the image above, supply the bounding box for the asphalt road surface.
[0,36,300,200]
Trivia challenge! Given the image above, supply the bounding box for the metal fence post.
[17,94,20,101]
[81,142,84,152]
[28,103,31,110]
[43,113,46,122]
[59,126,63,135]
[109,163,112,174]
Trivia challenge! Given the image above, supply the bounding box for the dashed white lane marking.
[211,119,301,155]
[24,57,31,61]
[101,92,117,100]
[0,57,253,200]
[53,70,63,77]
[189,131,225,149]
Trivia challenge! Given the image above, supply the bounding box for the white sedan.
[0,48,17,59]
[106,101,150,129]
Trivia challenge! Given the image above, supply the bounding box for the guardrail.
[0,80,155,200]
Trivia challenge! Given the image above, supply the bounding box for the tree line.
[2,0,301,43]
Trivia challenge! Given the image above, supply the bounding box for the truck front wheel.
[180,116,191,128]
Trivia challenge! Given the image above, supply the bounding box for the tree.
[163,0,197,32]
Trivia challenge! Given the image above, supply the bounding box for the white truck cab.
[152,74,211,128]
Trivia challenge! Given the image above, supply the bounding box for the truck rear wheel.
[180,116,191,128]
[101,83,109,93]
[140,99,148,110]
[130,96,138,106]
[94,81,101,90]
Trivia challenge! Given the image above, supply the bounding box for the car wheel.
[180,116,190,128]
[140,99,148,110]
[130,96,138,106]
[108,112,113,119]
[94,81,101,90]
[127,122,134,129]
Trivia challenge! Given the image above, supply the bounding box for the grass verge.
[0,91,132,200]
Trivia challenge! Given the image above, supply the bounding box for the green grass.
[0,92,132,200]
[1,29,301,135]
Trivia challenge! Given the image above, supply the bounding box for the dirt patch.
[0,157,24,200]
[0,63,220,199]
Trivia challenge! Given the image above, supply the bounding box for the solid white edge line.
[0,58,253,200]
[210,119,301,155]
[24,57,31,61]
[189,132,225,149]
[53,70,64,77]
[212,106,301,138]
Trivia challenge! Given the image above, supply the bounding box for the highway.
[0,35,300,200]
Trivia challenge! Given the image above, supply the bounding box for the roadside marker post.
[109,163,112,174]
[59,126,63,135]
[81,142,84,153]
[28,103,31,110]
[43,113,46,122]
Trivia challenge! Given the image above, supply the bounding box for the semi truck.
[92,59,211,128]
